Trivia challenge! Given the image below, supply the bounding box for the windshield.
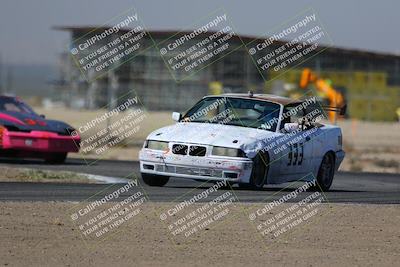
[182,97,281,131]
[0,97,36,115]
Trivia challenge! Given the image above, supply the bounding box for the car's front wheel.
[141,173,169,187]
[239,152,269,190]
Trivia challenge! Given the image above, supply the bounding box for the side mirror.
[172,112,181,122]
[40,114,46,119]
[284,122,299,133]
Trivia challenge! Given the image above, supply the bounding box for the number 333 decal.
[287,143,304,166]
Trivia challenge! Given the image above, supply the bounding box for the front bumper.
[139,148,253,183]
[1,129,80,153]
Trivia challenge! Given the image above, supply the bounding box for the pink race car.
[0,96,80,163]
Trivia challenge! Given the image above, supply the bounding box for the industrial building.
[54,26,400,121]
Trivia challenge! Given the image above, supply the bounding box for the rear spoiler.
[322,104,347,116]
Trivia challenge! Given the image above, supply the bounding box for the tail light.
[24,118,36,125]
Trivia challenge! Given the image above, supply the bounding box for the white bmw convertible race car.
[139,93,345,191]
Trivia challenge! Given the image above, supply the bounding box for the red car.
[0,96,80,163]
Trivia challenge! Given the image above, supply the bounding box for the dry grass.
[0,166,95,183]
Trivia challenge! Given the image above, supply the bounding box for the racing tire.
[45,153,67,164]
[141,173,169,187]
[314,152,335,191]
[240,152,269,190]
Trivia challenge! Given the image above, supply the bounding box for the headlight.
[212,146,244,157]
[145,140,169,151]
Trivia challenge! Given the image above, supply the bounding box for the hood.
[0,111,75,135]
[147,122,280,158]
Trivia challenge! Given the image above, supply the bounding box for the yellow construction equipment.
[300,68,345,122]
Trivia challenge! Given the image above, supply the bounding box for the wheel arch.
[325,150,336,164]
[256,150,270,184]
[245,150,270,188]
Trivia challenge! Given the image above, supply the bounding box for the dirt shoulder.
[0,167,96,183]
[0,202,398,266]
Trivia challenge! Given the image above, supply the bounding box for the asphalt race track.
[0,158,399,204]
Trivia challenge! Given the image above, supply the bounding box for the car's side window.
[288,107,305,124]
[280,108,290,130]
[281,106,306,131]
[284,104,320,131]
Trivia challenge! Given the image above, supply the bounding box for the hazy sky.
[0,0,399,65]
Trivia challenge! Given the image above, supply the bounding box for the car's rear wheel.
[315,152,335,191]
[141,173,169,187]
[45,153,67,164]
[240,152,269,190]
